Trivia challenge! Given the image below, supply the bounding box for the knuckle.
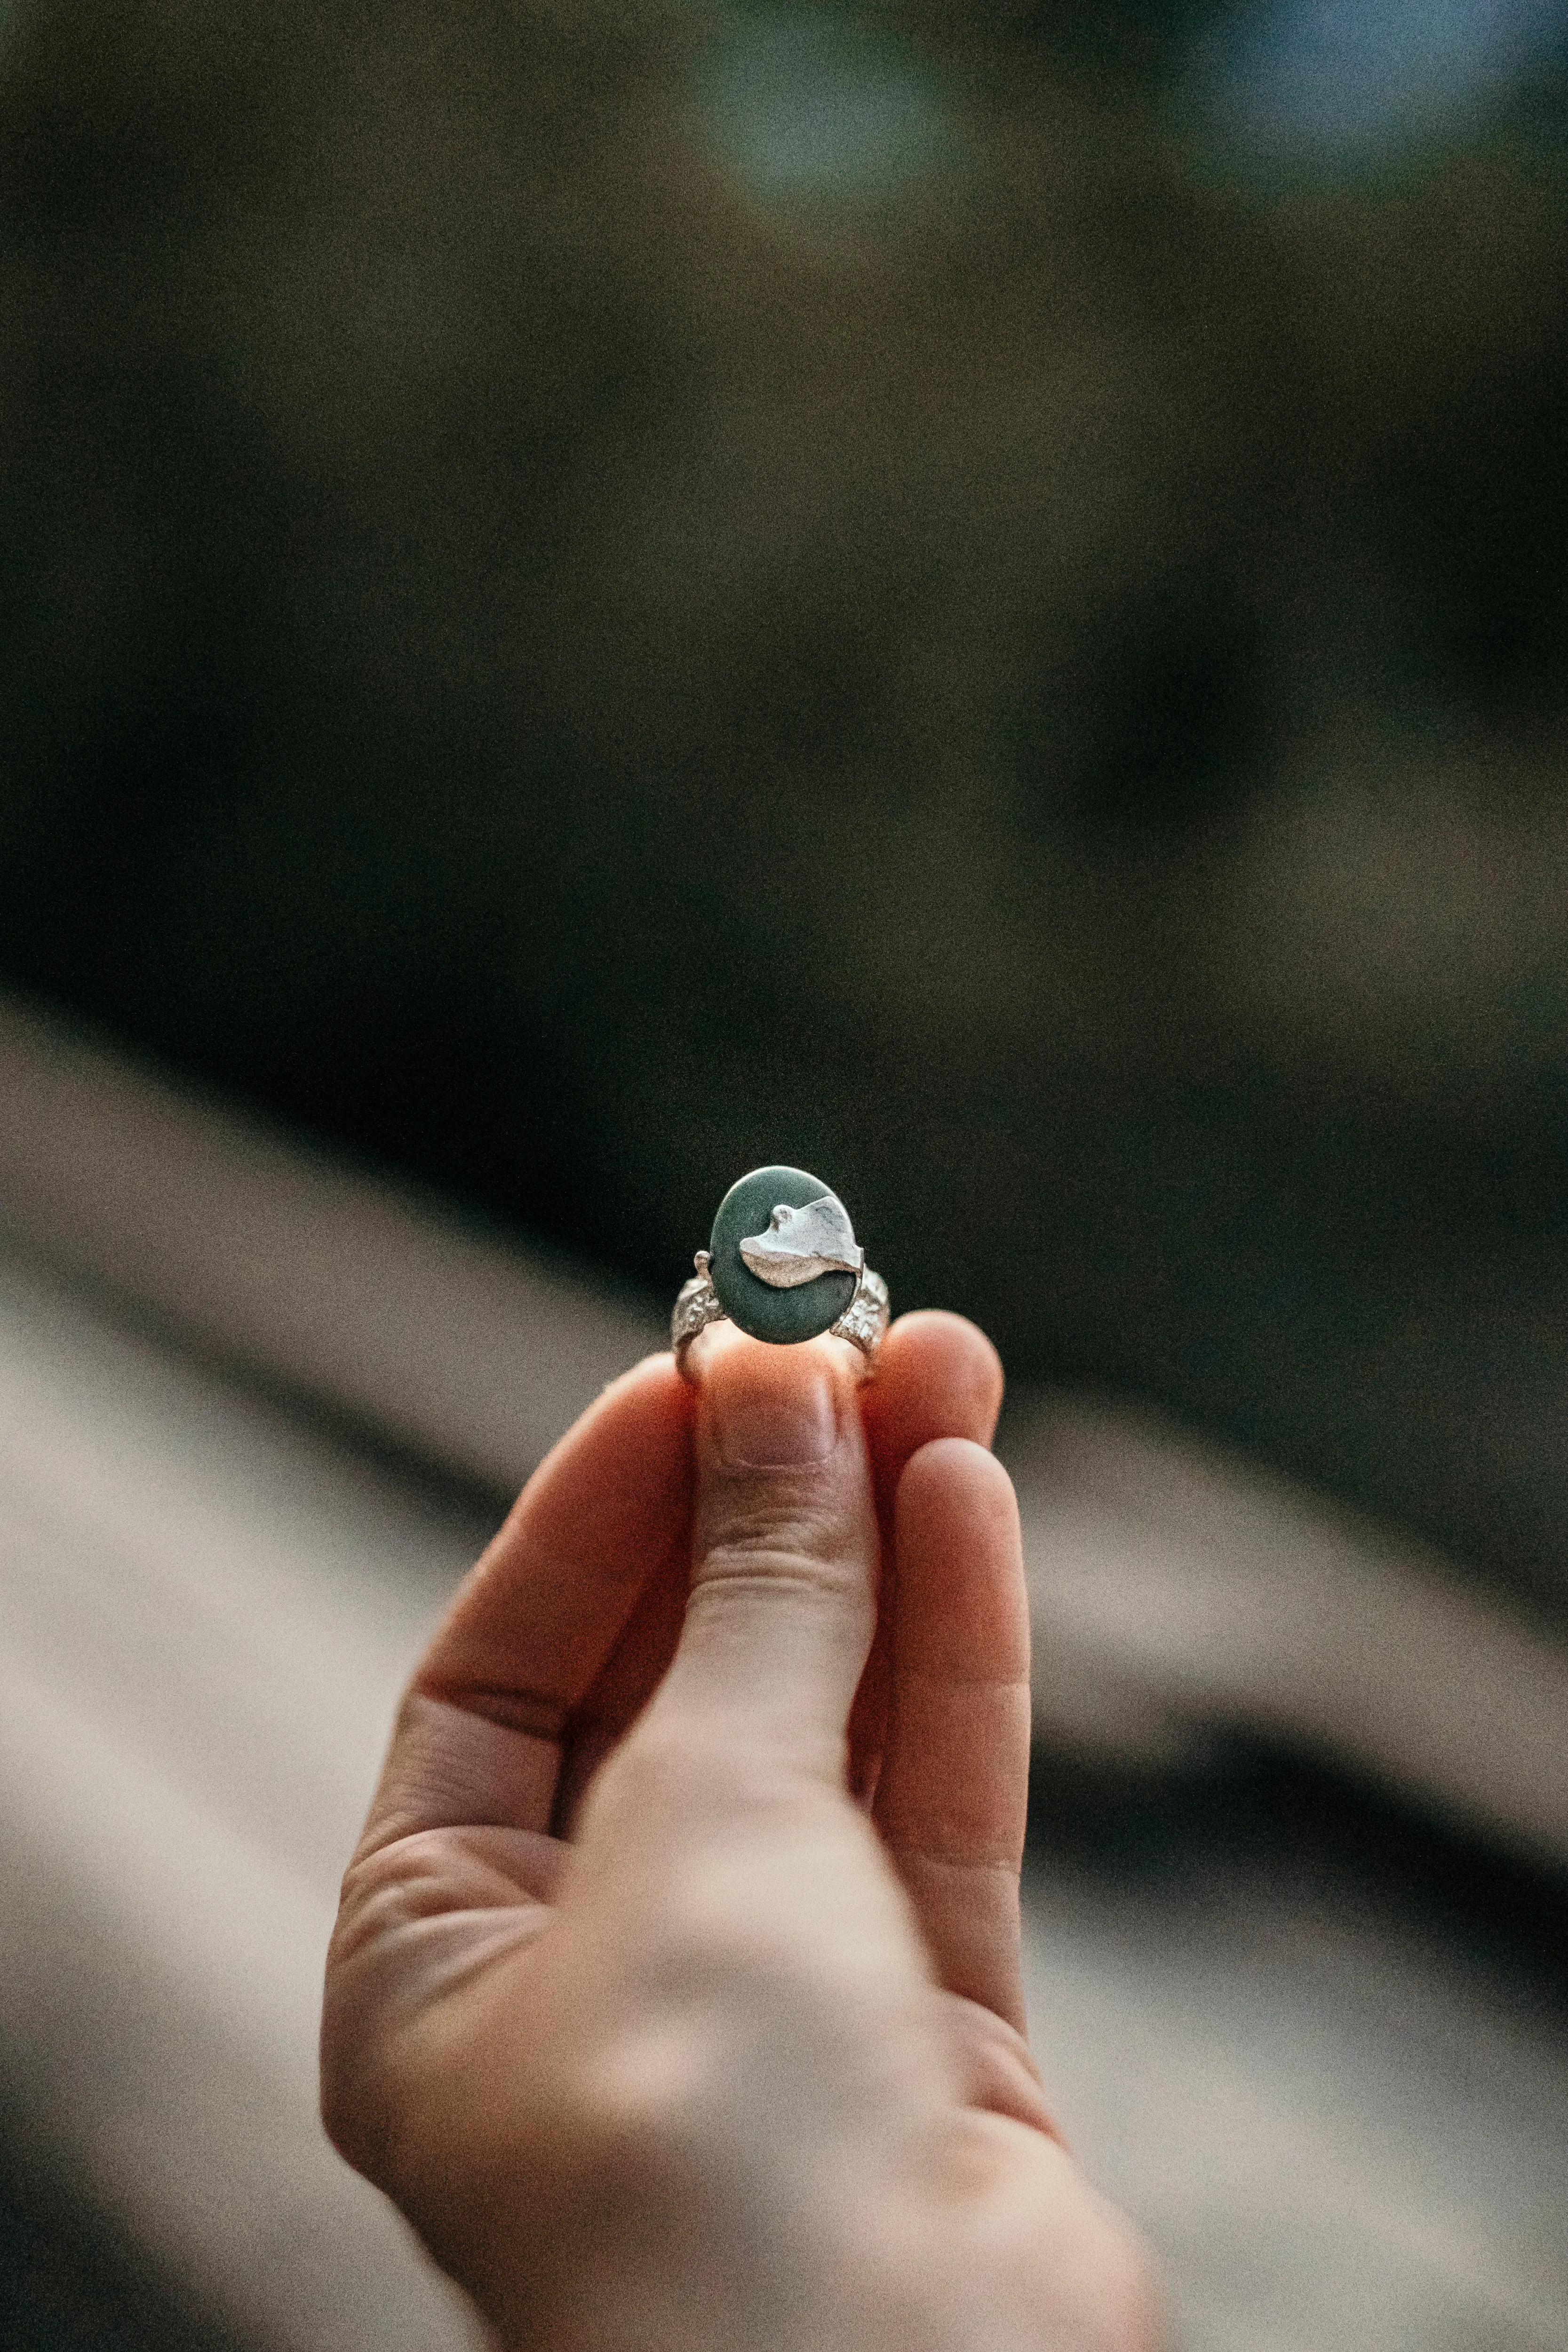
[697,1518,865,1597]
[575,2017,726,2157]
[701,1460,868,1560]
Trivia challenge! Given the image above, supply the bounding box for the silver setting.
[671,1253,727,1366]
[739,1192,863,1289]
[671,1253,889,1380]
[831,1263,889,1359]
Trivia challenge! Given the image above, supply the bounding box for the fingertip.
[599,1347,694,1415]
[417,1341,696,1725]
[504,1348,692,1531]
[889,1312,1004,1422]
[897,1434,1019,1527]
[629,1347,698,1437]
[687,1317,865,1393]
[864,1312,1005,1479]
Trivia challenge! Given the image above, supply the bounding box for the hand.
[321,1313,1161,2351]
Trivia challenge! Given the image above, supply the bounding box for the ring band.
[672,1259,890,1379]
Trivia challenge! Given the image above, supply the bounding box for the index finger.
[419,1351,692,1728]
[362,1352,693,1847]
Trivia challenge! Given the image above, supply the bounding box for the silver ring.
[671,1167,889,1381]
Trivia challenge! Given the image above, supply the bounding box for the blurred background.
[1,0,1567,2344]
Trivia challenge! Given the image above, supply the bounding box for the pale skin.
[321,1312,1163,2351]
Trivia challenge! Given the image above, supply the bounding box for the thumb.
[644,1327,878,1783]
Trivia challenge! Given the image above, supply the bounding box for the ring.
[672,1165,890,1380]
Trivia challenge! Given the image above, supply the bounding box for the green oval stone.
[708,1165,859,1344]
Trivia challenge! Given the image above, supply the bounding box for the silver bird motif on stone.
[740,1193,865,1288]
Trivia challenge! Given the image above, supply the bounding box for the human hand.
[321,1313,1160,2351]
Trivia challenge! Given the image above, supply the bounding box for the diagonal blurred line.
[0,994,660,1496]
[1005,1394,1568,1869]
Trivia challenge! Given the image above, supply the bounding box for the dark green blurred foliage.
[3,0,1568,1605]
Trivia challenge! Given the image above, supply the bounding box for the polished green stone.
[708,1165,859,1344]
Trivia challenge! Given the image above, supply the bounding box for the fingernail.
[713,1357,837,1468]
